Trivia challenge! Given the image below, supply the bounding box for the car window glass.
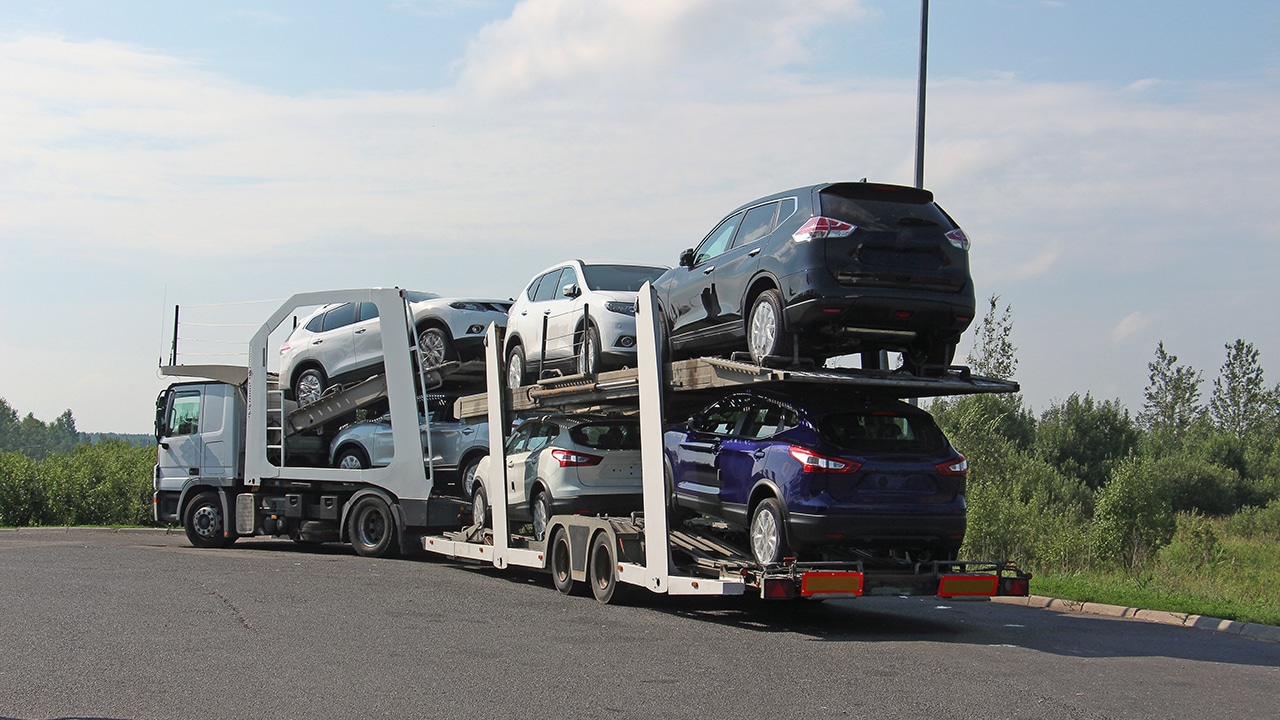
[580,265,667,291]
[532,269,562,302]
[305,314,324,333]
[732,203,778,249]
[694,213,742,265]
[740,400,799,439]
[322,303,357,331]
[777,197,797,225]
[554,266,579,300]
[818,412,946,453]
[166,390,201,436]
[694,396,751,436]
[507,423,534,454]
[526,422,558,452]
[358,302,379,321]
[569,421,641,450]
[525,275,544,302]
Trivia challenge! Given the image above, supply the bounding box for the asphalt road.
[1,528,1276,720]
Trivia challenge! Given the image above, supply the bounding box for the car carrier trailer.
[154,288,471,557]
[423,284,1031,603]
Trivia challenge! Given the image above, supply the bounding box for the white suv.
[503,260,667,388]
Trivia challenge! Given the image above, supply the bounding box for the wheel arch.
[289,359,325,389]
[332,441,371,468]
[339,487,402,544]
[415,316,454,340]
[746,479,789,525]
[742,273,783,331]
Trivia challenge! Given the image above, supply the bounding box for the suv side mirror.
[563,284,581,299]
[679,249,695,268]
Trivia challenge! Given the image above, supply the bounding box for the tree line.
[932,298,1280,573]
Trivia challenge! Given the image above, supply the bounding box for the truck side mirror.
[679,249,695,268]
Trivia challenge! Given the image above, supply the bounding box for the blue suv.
[663,387,968,565]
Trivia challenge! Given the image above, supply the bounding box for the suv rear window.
[818,191,953,233]
[569,421,641,450]
[817,411,946,454]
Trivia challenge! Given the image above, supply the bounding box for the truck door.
[157,386,206,485]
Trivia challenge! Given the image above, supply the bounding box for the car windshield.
[569,421,641,450]
[403,291,441,303]
[817,411,946,454]
[581,265,667,292]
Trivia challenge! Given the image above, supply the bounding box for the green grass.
[1031,534,1280,627]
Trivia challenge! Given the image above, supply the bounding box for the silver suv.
[328,403,489,496]
[503,260,667,388]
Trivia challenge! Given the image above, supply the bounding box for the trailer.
[423,284,1031,603]
[153,288,472,557]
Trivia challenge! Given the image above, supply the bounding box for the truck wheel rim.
[193,505,220,539]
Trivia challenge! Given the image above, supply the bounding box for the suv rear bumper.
[786,509,966,551]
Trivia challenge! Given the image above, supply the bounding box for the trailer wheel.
[184,491,235,549]
[588,532,619,604]
[749,498,791,565]
[549,527,575,595]
[349,496,399,558]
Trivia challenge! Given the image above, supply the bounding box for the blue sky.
[1,0,1277,432]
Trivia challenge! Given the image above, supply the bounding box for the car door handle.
[521,310,528,316]
[462,428,474,435]
[507,460,515,468]
[543,309,551,315]
[753,449,766,458]
[702,266,715,275]
[312,339,323,345]
[188,468,199,476]
[354,328,366,334]
[747,248,761,257]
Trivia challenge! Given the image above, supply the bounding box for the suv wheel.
[747,290,791,364]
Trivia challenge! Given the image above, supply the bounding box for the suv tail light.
[936,455,968,476]
[792,216,855,243]
[279,341,292,354]
[945,228,970,250]
[551,449,603,467]
[789,446,861,473]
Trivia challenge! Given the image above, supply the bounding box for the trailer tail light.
[937,574,999,598]
[792,216,855,243]
[761,577,797,600]
[801,571,864,598]
[936,455,967,476]
[789,447,861,474]
[999,575,1031,597]
[551,449,603,467]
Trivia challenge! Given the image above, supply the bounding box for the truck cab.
[153,380,245,535]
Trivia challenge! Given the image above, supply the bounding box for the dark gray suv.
[653,182,975,374]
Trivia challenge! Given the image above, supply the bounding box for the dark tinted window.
[403,291,440,303]
[694,395,752,435]
[322,303,357,331]
[358,302,379,321]
[778,197,797,224]
[739,400,799,439]
[732,203,778,248]
[580,264,667,291]
[305,314,324,333]
[569,421,641,450]
[532,269,563,302]
[817,411,947,454]
[694,213,742,265]
[554,266,579,300]
[818,191,953,234]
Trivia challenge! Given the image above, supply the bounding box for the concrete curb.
[990,594,1280,644]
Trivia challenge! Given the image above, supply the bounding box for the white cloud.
[1111,311,1152,343]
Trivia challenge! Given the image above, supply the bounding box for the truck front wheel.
[184,491,235,549]
[349,496,399,558]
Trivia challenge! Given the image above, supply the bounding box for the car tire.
[349,496,398,558]
[588,531,619,604]
[184,491,235,549]
[749,497,791,565]
[471,483,489,529]
[747,290,792,364]
[460,454,484,497]
[294,367,327,407]
[418,326,453,368]
[335,447,370,470]
[531,490,552,542]
[549,526,575,595]
[576,324,601,376]
[664,459,694,526]
[506,343,526,389]
[656,304,673,365]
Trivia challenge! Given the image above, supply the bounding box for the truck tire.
[184,491,235,549]
[349,496,399,558]
[588,531,619,604]
[549,527,575,595]
[749,497,791,565]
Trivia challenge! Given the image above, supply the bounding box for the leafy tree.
[967,295,1017,380]
[1035,393,1138,490]
[1209,339,1275,440]
[1091,456,1177,570]
[1137,342,1202,439]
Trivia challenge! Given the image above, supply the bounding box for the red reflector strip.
[800,571,863,597]
[937,575,999,598]
[762,578,796,600]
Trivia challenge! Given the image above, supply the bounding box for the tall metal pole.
[914,0,929,189]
